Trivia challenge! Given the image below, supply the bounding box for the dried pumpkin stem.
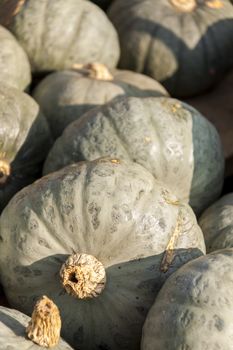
[26,296,61,348]
[60,253,106,299]
[72,62,113,81]
[170,0,196,11]
[0,158,11,186]
[160,209,183,273]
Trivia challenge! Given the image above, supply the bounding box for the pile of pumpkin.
[0,0,233,349]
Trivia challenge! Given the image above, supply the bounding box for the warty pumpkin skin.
[0,83,52,213]
[33,64,168,138]
[141,249,233,350]
[0,305,73,349]
[43,96,224,215]
[199,194,233,253]
[0,158,205,350]
[0,24,31,90]
[0,0,120,72]
[108,0,233,97]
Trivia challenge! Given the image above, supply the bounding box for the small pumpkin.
[0,83,52,213]
[108,0,233,97]
[0,24,31,90]
[0,297,73,349]
[141,249,233,350]
[44,96,224,215]
[0,158,205,350]
[33,63,168,138]
[199,194,233,253]
[0,0,120,72]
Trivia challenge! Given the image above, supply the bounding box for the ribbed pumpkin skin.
[199,194,233,253]
[0,306,73,349]
[3,0,120,72]
[0,25,31,90]
[141,249,233,350]
[0,84,52,213]
[108,0,233,97]
[33,69,168,138]
[44,96,224,215]
[0,158,205,350]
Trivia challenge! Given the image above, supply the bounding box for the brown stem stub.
[26,296,61,348]
[0,157,11,186]
[60,253,106,299]
[170,0,196,11]
[72,62,113,81]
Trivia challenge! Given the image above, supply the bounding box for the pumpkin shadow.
[0,104,53,214]
[118,17,233,97]
[5,248,203,348]
[0,309,27,338]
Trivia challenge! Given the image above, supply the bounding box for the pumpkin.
[141,249,233,350]
[33,63,168,138]
[43,96,224,215]
[0,83,52,213]
[0,158,205,350]
[0,297,73,349]
[0,0,120,72]
[199,194,233,253]
[108,0,233,97]
[0,24,31,90]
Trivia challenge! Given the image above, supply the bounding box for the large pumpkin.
[0,158,205,350]
[141,249,233,350]
[0,83,52,213]
[44,96,224,215]
[0,301,73,349]
[108,0,233,97]
[0,0,120,72]
[199,194,233,253]
[33,63,168,138]
[0,24,31,90]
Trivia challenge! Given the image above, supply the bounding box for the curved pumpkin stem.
[60,253,106,299]
[0,156,11,186]
[26,296,61,348]
[72,62,113,81]
[170,0,196,11]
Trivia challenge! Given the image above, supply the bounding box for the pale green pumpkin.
[33,65,168,138]
[0,25,31,90]
[0,83,52,213]
[44,96,224,215]
[0,0,120,72]
[199,194,233,253]
[108,0,233,97]
[0,158,205,350]
[141,249,233,350]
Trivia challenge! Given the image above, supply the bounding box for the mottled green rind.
[43,96,224,215]
[0,25,31,90]
[141,249,233,350]
[0,306,73,349]
[5,0,120,72]
[0,83,52,213]
[0,158,205,350]
[199,194,233,253]
[33,69,168,138]
[108,0,233,97]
